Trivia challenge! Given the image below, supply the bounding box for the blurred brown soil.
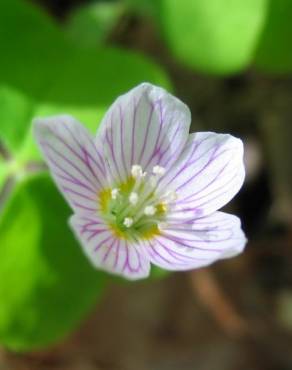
[2,233,292,370]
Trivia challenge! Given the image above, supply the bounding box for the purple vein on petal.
[161,234,230,252]
[155,239,210,261]
[119,103,128,176]
[47,153,97,194]
[148,242,177,266]
[79,220,104,231]
[93,234,113,251]
[122,240,130,272]
[62,123,106,179]
[102,238,118,263]
[147,240,189,266]
[104,126,118,182]
[173,145,222,192]
[62,186,97,201]
[138,102,155,164]
[177,160,231,202]
[56,172,96,193]
[155,120,184,168]
[162,141,220,190]
[81,225,107,236]
[41,141,98,190]
[162,234,223,252]
[123,242,142,273]
[108,111,123,182]
[178,168,238,205]
[143,99,166,169]
[157,135,205,188]
[131,96,139,165]
[81,226,108,240]
[42,147,97,196]
[114,239,121,269]
[46,127,103,188]
[72,202,98,212]
[185,134,219,168]
[191,176,241,210]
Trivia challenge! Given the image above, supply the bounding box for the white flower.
[34,83,247,280]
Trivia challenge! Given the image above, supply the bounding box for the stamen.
[129,192,139,205]
[123,217,133,228]
[131,165,147,195]
[148,165,166,188]
[111,188,120,200]
[153,165,166,176]
[131,165,145,179]
[149,175,158,187]
[144,205,157,216]
[102,163,174,238]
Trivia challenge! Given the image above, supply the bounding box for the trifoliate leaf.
[153,0,267,74]
[0,174,107,351]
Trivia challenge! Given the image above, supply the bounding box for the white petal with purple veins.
[159,132,245,217]
[34,115,107,214]
[34,83,247,280]
[145,212,246,271]
[70,214,150,279]
[97,83,191,183]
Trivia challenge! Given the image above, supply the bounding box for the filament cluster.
[100,165,177,240]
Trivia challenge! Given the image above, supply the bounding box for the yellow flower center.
[98,165,176,241]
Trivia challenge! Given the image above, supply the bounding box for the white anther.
[129,192,139,205]
[153,165,166,176]
[111,188,120,200]
[144,205,157,216]
[123,217,133,228]
[131,165,144,178]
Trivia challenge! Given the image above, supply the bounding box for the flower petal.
[97,82,191,183]
[70,214,151,280]
[159,132,245,217]
[145,211,246,271]
[34,115,107,214]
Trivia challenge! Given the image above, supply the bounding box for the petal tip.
[33,114,76,129]
[33,115,71,137]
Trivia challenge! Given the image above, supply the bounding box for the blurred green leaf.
[2,46,169,109]
[66,2,123,47]
[254,0,292,73]
[0,0,64,53]
[153,0,267,74]
[0,0,169,105]
[0,86,34,153]
[0,174,107,351]
[0,0,170,163]
[0,0,67,96]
